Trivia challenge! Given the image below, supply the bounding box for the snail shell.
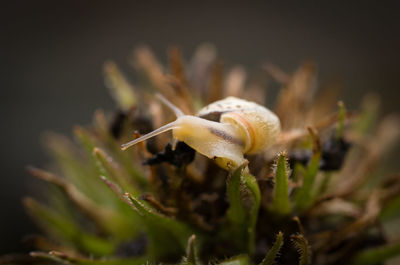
[198,97,281,154]
[121,95,281,171]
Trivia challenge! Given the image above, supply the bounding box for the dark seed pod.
[288,136,351,171]
[109,110,128,139]
[320,136,351,171]
[143,141,196,167]
[109,108,154,139]
[288,149,313,169]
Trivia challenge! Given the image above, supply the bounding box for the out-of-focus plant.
[1,45,399,265]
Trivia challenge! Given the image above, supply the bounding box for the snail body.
[121,96,281,171]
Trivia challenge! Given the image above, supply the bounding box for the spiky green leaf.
[93,147,140,196]
[242,171,261,254]
[104,61,137,111]
[291,234,311,265]
[294,152,321,212]
[226,165,247,224]
[335,101,346,140]
[259,232,284,265]
[270,153,291,216]
[181,235,199,265]
[28,167,136,240]
[24,198,115,256]
[226,164,261,254]
[219,255,251,265]
[31,250,147,265]
[124,193,195,260]
[45,133,111,205]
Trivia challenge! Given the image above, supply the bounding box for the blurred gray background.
[1,1,399,254]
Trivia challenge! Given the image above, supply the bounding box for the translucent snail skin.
[121,95,281,171]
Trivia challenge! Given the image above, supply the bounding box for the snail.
[121,95,281,171]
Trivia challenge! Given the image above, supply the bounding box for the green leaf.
[242,171,261,254]
[335,101,346,140]
[294,152,321,212]
[101,176,186,260]
[226,164,261,254]
[226,164,247,225]
[352,241,400,265]
[181,235,199,265]
[104,61,137,111]
[45,133,111,205]
[291,234,311,265]
[270,153,291,216]
[93,147,140,196]
[24,198,115,256]
[74,126,98,157]
[314,172,331,198]
[292,163,306,183]
[259,232,284,265]
[219,255,251,265]
[31,251,147,265]
[124,193,195,260]
[87,111,148,189]
[27,167,137,241]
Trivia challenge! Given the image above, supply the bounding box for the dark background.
[1,1,399,254]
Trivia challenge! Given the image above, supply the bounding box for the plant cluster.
[1,45,399,265]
